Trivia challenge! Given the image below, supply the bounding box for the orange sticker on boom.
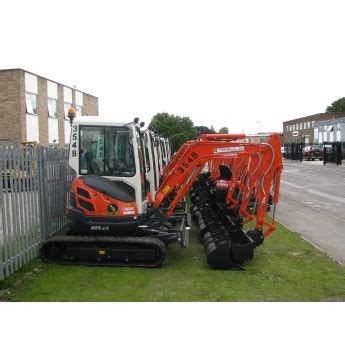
[162,185,171,194]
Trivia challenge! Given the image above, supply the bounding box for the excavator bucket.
[190,173,264,269]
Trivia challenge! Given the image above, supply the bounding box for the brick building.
[0,69,98,146]
[282,112,345,145]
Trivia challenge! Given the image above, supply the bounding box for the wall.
[37,76,49,145]
[0,70,22,143]
[83,93,98,116]
[313,117,345,143]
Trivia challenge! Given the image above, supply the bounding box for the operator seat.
[85,152,102,175]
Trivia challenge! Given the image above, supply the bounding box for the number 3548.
[177,152,198,174]
[71,126,77,156]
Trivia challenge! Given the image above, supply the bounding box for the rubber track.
[41,235,167,268]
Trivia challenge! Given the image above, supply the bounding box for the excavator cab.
[142,129,160,201]
[68,118,148,220]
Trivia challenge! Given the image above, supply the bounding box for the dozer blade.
[41,236,166,268]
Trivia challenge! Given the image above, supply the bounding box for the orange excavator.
[41,116,283,269]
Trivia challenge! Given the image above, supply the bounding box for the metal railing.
[323,142,343,166]
[283,143,303,161]
[284,142,344,165]
[0,145,74,280]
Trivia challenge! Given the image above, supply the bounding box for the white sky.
[1,0,345,134]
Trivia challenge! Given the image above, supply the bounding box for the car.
[302,144,323,161]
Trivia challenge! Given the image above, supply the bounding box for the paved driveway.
[276,160,345,265]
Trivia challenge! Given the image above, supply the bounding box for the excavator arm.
[154,133,282,237]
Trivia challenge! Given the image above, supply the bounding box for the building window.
[337,123,341,131]
[312,121,315,128]
[25,93,37,115]
[307,121,310,129]
[76,105,82,117]
[299,123,302,130]
[64,102,72,119]
[286,125,289,132]
[48,98,57,118]
[292,124,295,131]
[289,125,292,131]
[303,122,306,129]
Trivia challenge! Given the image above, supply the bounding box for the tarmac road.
[275,160,345,265]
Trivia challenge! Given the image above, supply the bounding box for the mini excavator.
[41,114,283,269]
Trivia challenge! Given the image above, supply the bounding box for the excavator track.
[41,235,167,268]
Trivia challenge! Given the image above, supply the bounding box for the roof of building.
[0,68,98,98]
[314,116,345,126]
[283,112,345,124]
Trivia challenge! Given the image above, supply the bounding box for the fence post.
[0,147,4,280]
[37,146,48,241]
[337,142,342,166]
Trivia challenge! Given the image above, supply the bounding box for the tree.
[218,127,229,134]
[149,112,198,153]
[194,126,216,135]
[326,97,345,112]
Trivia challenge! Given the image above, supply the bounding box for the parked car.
[302,145,323,161]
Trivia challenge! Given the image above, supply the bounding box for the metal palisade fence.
[0,144,75,280]
[284,141,344,165]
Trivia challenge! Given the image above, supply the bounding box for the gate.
[323,142,342,166]
[284,143,303,162]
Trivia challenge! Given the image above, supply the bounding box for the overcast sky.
[1,0,345,133]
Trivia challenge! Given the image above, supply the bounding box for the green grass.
[2,222,345,302]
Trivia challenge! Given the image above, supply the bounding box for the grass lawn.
[1,222,345,302]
